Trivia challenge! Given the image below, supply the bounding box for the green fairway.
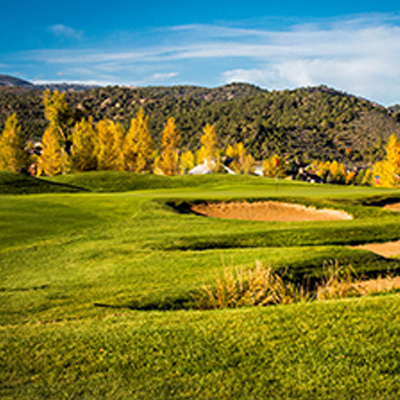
[1,172,400,399]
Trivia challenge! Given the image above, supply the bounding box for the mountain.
[0,75,34,88]
[0,78,400,165]
[0,74,98,92]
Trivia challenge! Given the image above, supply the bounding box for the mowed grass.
[1,172,400,398]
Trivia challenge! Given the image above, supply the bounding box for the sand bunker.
[384,202,400,212]
[351,240,400,258]
[191,201,353,222]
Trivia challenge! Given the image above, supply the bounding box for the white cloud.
[32,78,117,86]
[150,72,179,81]
[12,14,400,105]
[220,22,400,104]
[48,24,84,40]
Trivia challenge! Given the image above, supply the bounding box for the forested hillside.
[1,81,400,164]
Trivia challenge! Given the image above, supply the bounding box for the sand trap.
[191,201,353,222]
[384,202,400,212]
[351,240,400,258]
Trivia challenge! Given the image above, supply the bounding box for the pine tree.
[160,117,181,175]
[70,117,97,172]
[0,113,27,172]
[96,119,124,171]
[199,123,218,172]
[37,126,63,176]
[123,108,154,173]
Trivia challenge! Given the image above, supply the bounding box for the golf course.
[2,170,400,399]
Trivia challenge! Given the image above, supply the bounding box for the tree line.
[2,83,400,166]
[1,89,400,188]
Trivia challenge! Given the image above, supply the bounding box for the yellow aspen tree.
[153,153,162,175]
[329,160,340,182]
[362,168,373,186]
[71,117,97,172]
[226,143,241,173]
[123,108,154,173]
[0,113,27,172]
[96,119,124,171]
[37,126,63,176]
[373,134,400,187]
[225,141,254,174]
[316,161,330,179]
[345,170,356,185]
[199,123,218,172]
[262,154,285,177]
[160,117,181,175]
[43,89,71,141]
[180,150,195,174]
[195,146,208,165]
[242,153,255,175]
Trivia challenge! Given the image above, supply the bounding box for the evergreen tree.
[160,117,181,175]
[0,113,27,172]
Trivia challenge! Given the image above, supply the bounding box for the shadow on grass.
[0,172,90,194]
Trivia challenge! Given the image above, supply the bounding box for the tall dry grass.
[192,260,400,310]
[192,261,310,310]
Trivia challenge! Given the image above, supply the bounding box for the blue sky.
[1,1,400,105]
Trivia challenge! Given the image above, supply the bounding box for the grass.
[2,171,400,398]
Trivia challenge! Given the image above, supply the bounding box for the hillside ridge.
[1,75,400,164]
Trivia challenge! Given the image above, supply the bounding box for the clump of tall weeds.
[192,261,310,310]
[316,260,400,299]
[192,260,400,310]
[316,260,360,300]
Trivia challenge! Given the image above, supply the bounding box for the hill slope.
[1,80,400,164]
[0,74,34,88]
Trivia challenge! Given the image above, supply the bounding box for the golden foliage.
[0,113,27,172]
[71,117,97,172]
[37,126,64,176]
[160,117,181,175]
[43,89,71,141]
[180,150,195,174]
[225,142,255,174]
[373,134,400,188]
[262,154,285,177]
[123,108,154,173]
[199,123,218,171]
[96,119,124,171]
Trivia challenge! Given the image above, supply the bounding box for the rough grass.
[2,297,400,399]
[2,172,400,398]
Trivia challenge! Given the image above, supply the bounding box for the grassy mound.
[0,171,85,194]
[46,171,287,192]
